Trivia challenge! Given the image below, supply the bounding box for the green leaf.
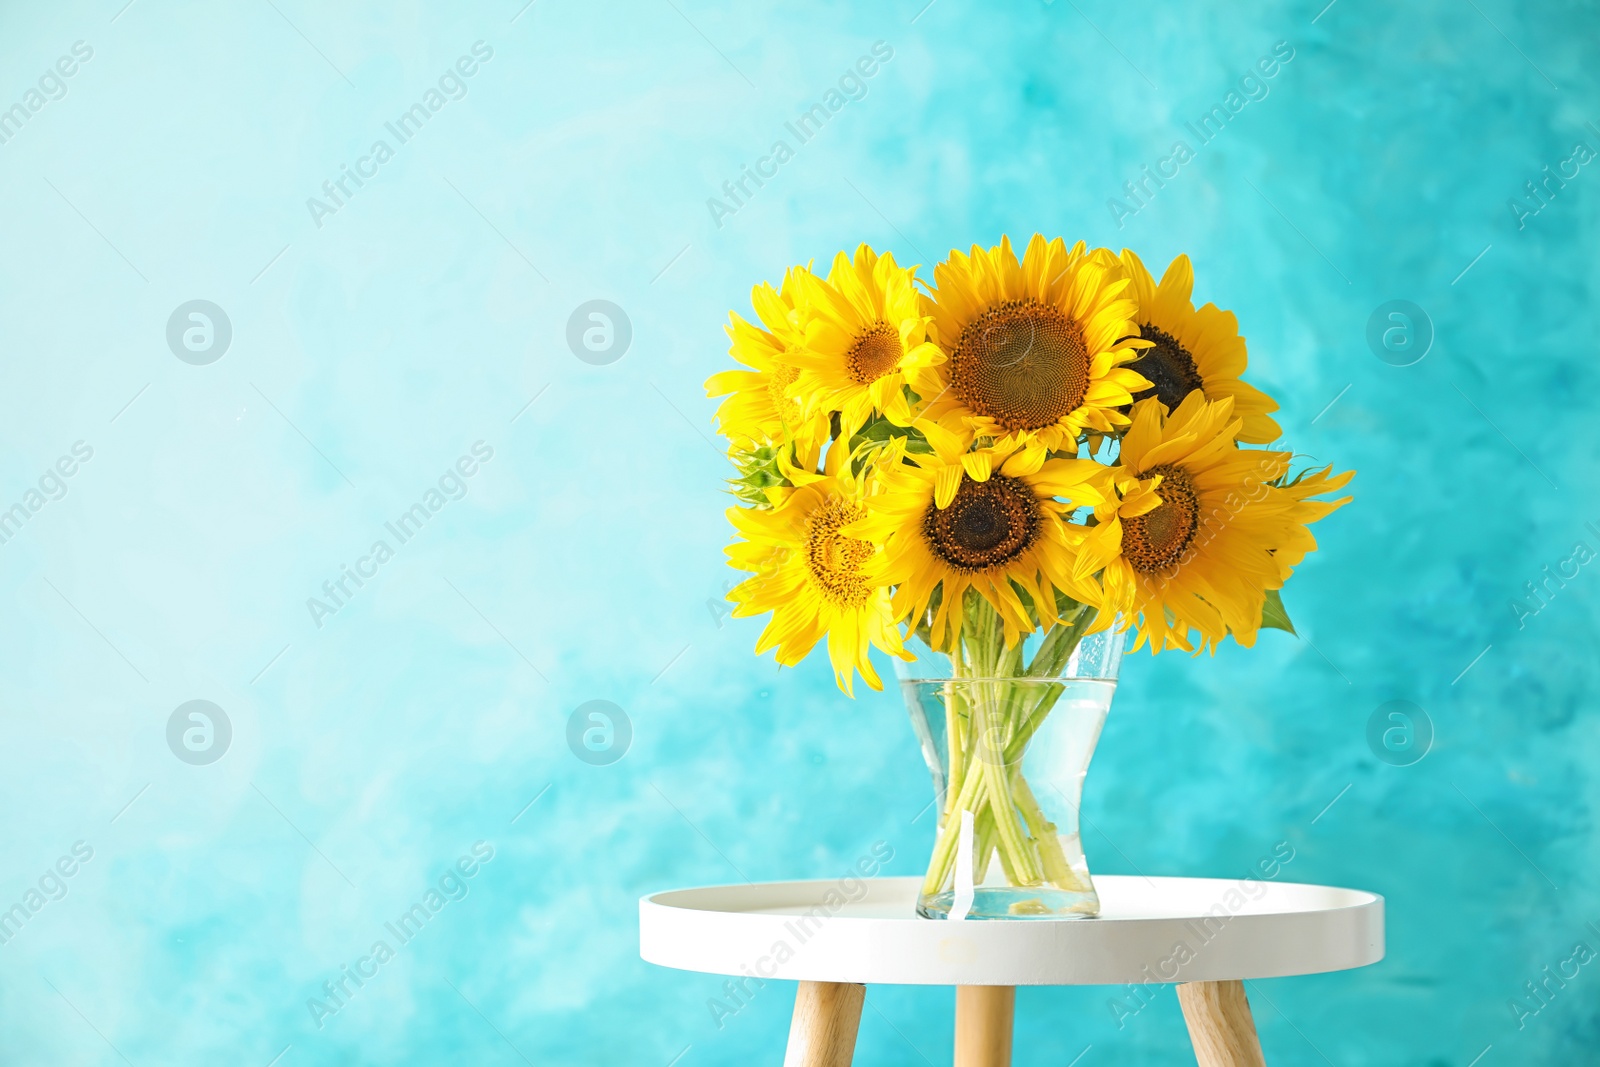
[1261,588,1296,635]
[848,417,931,454]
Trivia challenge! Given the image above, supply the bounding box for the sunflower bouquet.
[707,235,1352,918]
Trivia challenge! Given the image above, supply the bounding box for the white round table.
[640,875,1383,1067]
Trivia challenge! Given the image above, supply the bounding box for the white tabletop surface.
[640,875,1384,986]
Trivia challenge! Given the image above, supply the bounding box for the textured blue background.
[0,0,1595,1063]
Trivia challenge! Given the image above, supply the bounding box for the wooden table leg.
[954,985,1014,1067]
[1177,980,1266,1067]
[783,981,865,1067]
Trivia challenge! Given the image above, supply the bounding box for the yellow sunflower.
[785,244,945,439]
[1118,250,1281,444]
[1076,393,1352,652]
[725,456,906,695]
[916,235,1152,455]
[844,422,1109,652]
[705,267,829,459]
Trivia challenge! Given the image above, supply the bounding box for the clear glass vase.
[901,597,1125,920]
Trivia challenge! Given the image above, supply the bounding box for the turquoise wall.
[0,1,1595,1063]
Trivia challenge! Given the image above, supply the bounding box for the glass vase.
[900,597,1125,920]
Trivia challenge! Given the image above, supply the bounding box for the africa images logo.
[306,442,494,628]
[0,40,94,148]
[305,41,495,229]
[306,842,495,1029]
[166,701,232,766]
[705,41,894,229]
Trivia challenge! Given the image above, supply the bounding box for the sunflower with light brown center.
[1115,250,1282,444]
[1118,464,1200,573]
[726,461,906,694]
[949,299,1091,432]
[845,322,904,384]
[706,267,830,463]
[802,497,873,608]
[1075,394,1352,653]
[911,235,1153,456]
[783,244,945,441]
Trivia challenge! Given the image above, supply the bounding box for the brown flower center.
[1129,324,1204,410]
[1122,464,1201,573]
[846,322,903,384]
[804,498,873,607]
[922,473,1040,572]
[950,299,1089,431]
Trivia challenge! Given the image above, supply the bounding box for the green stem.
[974,692,1039,885]
[973,810,998,883]
[1012,771,1089,892]
[943,679,965,824]
[982,806,1022,886]
[1024,601,1095,677]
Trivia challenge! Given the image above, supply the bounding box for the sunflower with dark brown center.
[1114,250,1282,444]
[922,474,1040,572]
[843,424,1112,652]
[911,235,1152,455]
[1074,393,1352,653]
[1128,325,1205,411]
